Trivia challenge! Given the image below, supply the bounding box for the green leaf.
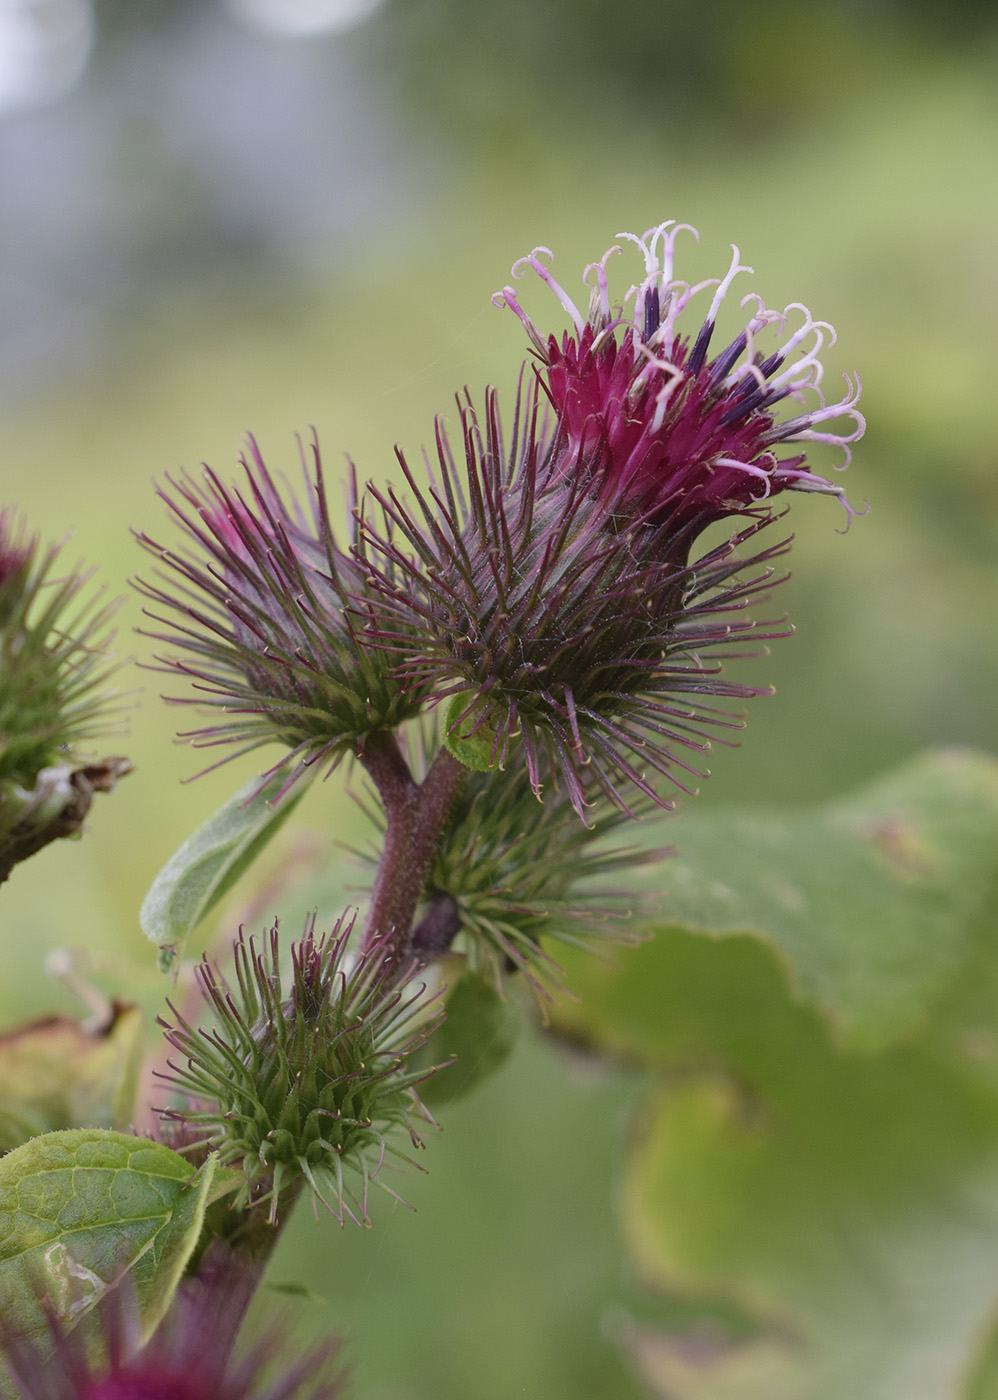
[414,970,520,1105]
[558,921,998,1400]
[0,1004,144,1152]
[443,693,503,772]
[613,747,998,1051]
[620,1062,998,1400]
[129,1153,220,1342]
[139,767,315,968]
[551,747,998,1400]
[0,1129,210,1342]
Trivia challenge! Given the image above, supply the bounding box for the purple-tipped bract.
[134,436,424,793]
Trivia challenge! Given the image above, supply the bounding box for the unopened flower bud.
[158,913,444,1226]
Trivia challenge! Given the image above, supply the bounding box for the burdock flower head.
[134,437,424,793]
[158,913,443,1226]
[497,222,865,531]
[359,222,865,816]
[0,509,127,884]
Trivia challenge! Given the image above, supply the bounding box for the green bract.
[418,757,658,995]
[0,512,120,791]
[0,510,126,883]
[134,441,425,791]
[159,915,444,1226]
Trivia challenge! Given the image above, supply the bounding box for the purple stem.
[360,731,468,965]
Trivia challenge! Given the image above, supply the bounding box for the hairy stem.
[225,1178,304,1268]
[360,731,467,963]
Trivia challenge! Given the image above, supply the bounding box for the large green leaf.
[552,747,998,1400]
[0,1129,217,1341]
[558,927,998,1400]
[617,747,998,1051]
[140,768,314,971]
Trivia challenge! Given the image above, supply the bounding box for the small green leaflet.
[442,693,504,772]
[139,767,315,970]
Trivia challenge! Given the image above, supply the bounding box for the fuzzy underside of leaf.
[139,766,316,970]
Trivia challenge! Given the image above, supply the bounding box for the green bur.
[0,512,126,881]
[160,917,446,1227]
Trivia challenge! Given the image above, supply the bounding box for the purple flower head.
[358,224,863,819]
[0,1245,343,1400]
[157,913,444,1227]
[495,222,865,536]
[0,510,35,622]
[134,436,425,794]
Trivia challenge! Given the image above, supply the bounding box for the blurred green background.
[0,1,996,1396]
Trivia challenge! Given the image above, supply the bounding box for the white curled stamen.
[726,359,770,394]
[661,277,721,352]
[618,228,663,279]
[510,246,586,332]
[768,319,835,393]
[782,471,870,530]
[654,222,699,287]
[619,227,670,334]
[720,314,771,393]
[771,303,818,361]
[740,293,786,339]
[492,285,547,356]
[651,278,690,352]
[704,246,755,328]
[583,245,621,325]
[630,337,687,427]
[767,375,866,466]
[712,456,773,496]
[650,368,688,431]
[632,330,682,387]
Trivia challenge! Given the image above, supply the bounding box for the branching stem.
[360,730,468,965]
